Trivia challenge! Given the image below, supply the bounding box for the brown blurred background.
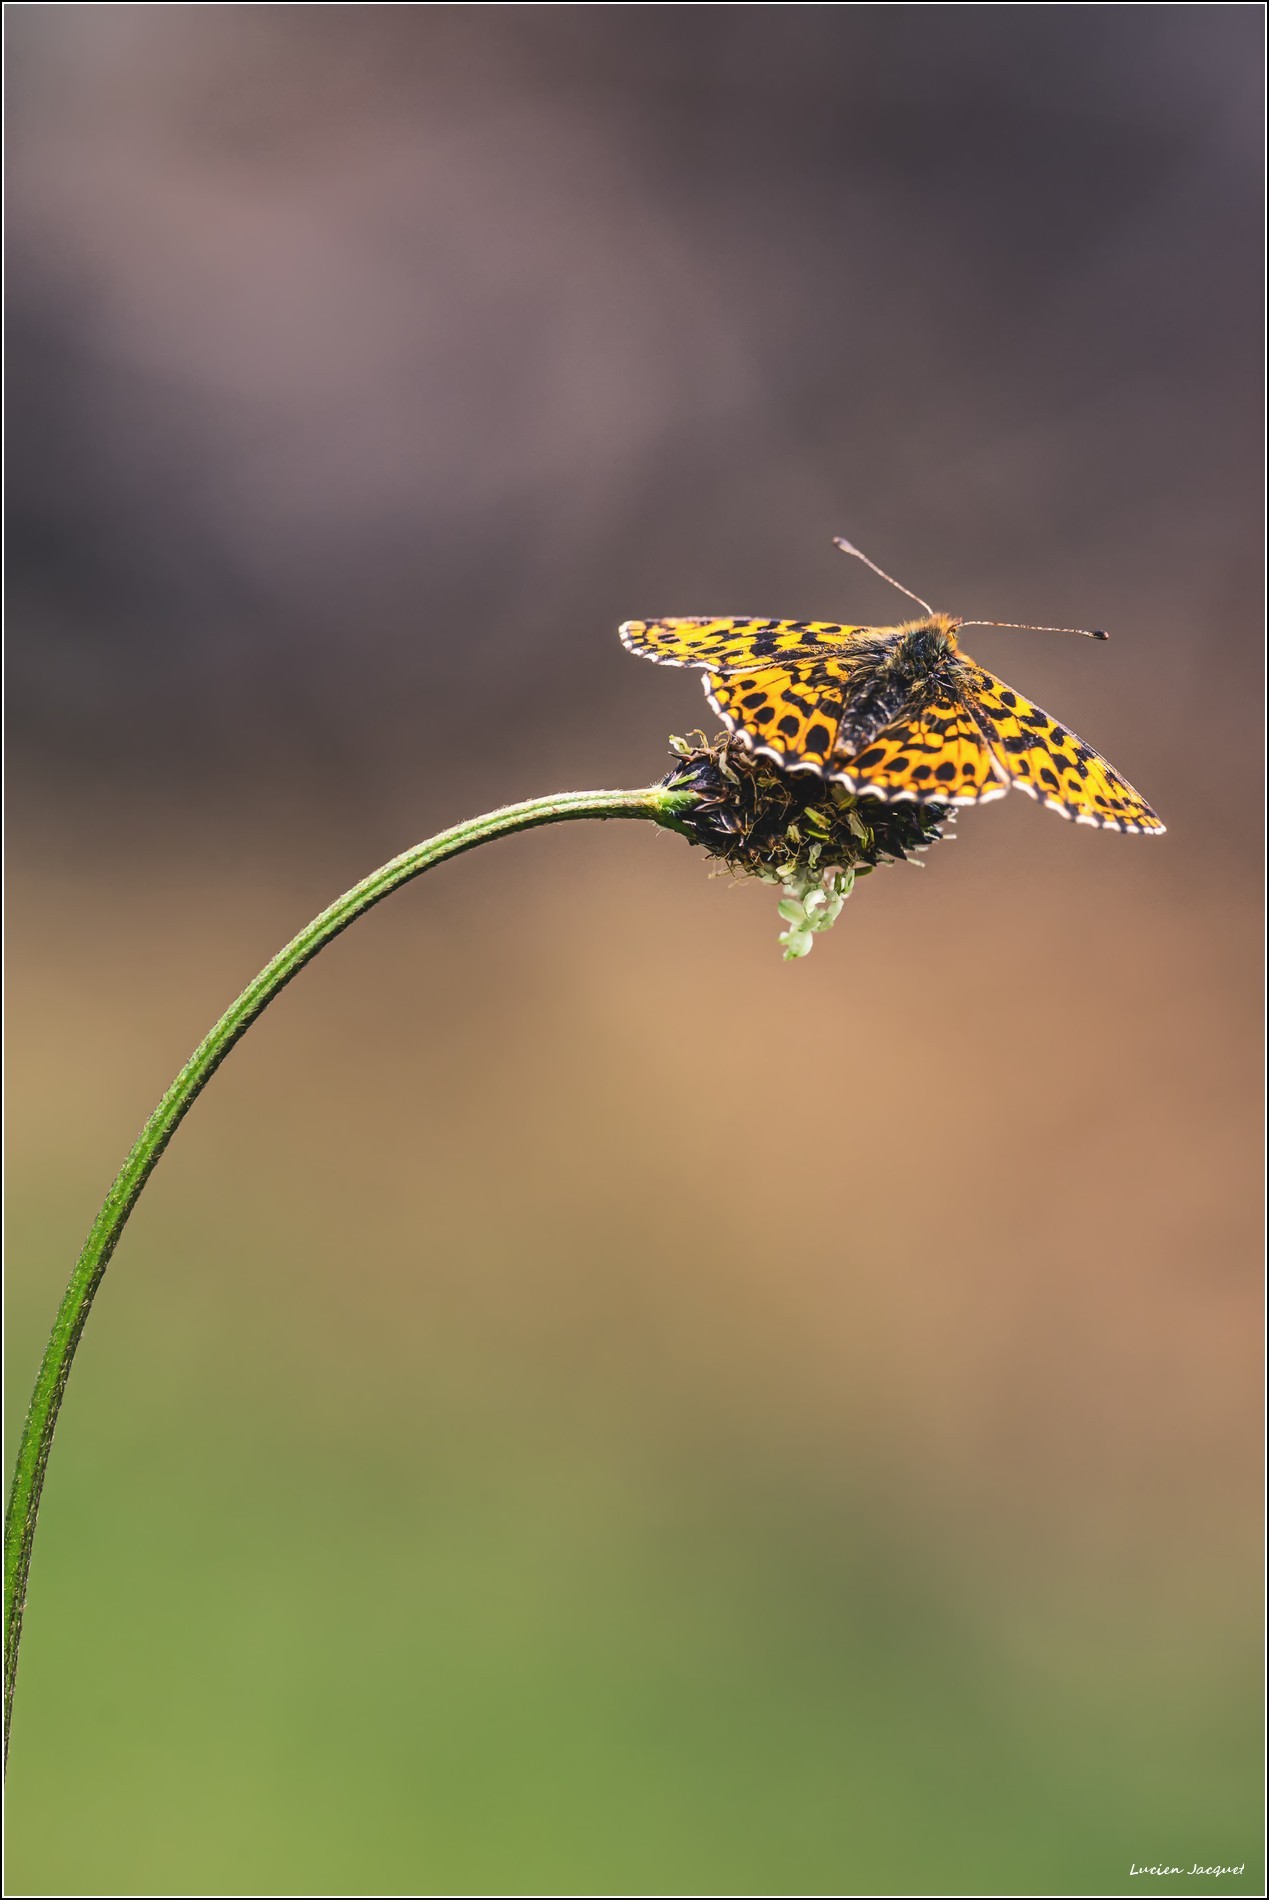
[6,7,1262,1895]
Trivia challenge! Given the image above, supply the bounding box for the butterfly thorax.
[827,614,963,756]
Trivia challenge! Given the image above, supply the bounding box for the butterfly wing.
[705,663,1007,804]
[626,617,921,776]
[962,662,1165,833]
[704,657,856,772]
[833,694,1010,806]
[620,617,868,671]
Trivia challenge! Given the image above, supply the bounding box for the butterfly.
[620,537,1164,834]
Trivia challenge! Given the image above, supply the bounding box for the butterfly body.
[620,608,1164,833]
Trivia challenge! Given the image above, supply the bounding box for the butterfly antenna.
[832,536,935,616]
[960,619,1109,641]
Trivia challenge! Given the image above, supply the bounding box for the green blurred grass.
[6,834,1262,1895]
[6,1270,1259,1896]
[5,1298,1259,1896]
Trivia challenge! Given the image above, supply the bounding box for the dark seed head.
[661,731,954,879]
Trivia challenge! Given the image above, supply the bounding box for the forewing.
[963,662,1165,833]
[620,618,868,672]
[834,695,1009,806]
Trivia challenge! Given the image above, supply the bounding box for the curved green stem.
[4,782,697,1762]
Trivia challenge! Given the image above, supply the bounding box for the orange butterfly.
[621,538,1163,833]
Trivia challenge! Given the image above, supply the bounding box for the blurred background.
[5,6,1262,1895]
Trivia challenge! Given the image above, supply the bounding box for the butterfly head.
[891,612,962,673]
